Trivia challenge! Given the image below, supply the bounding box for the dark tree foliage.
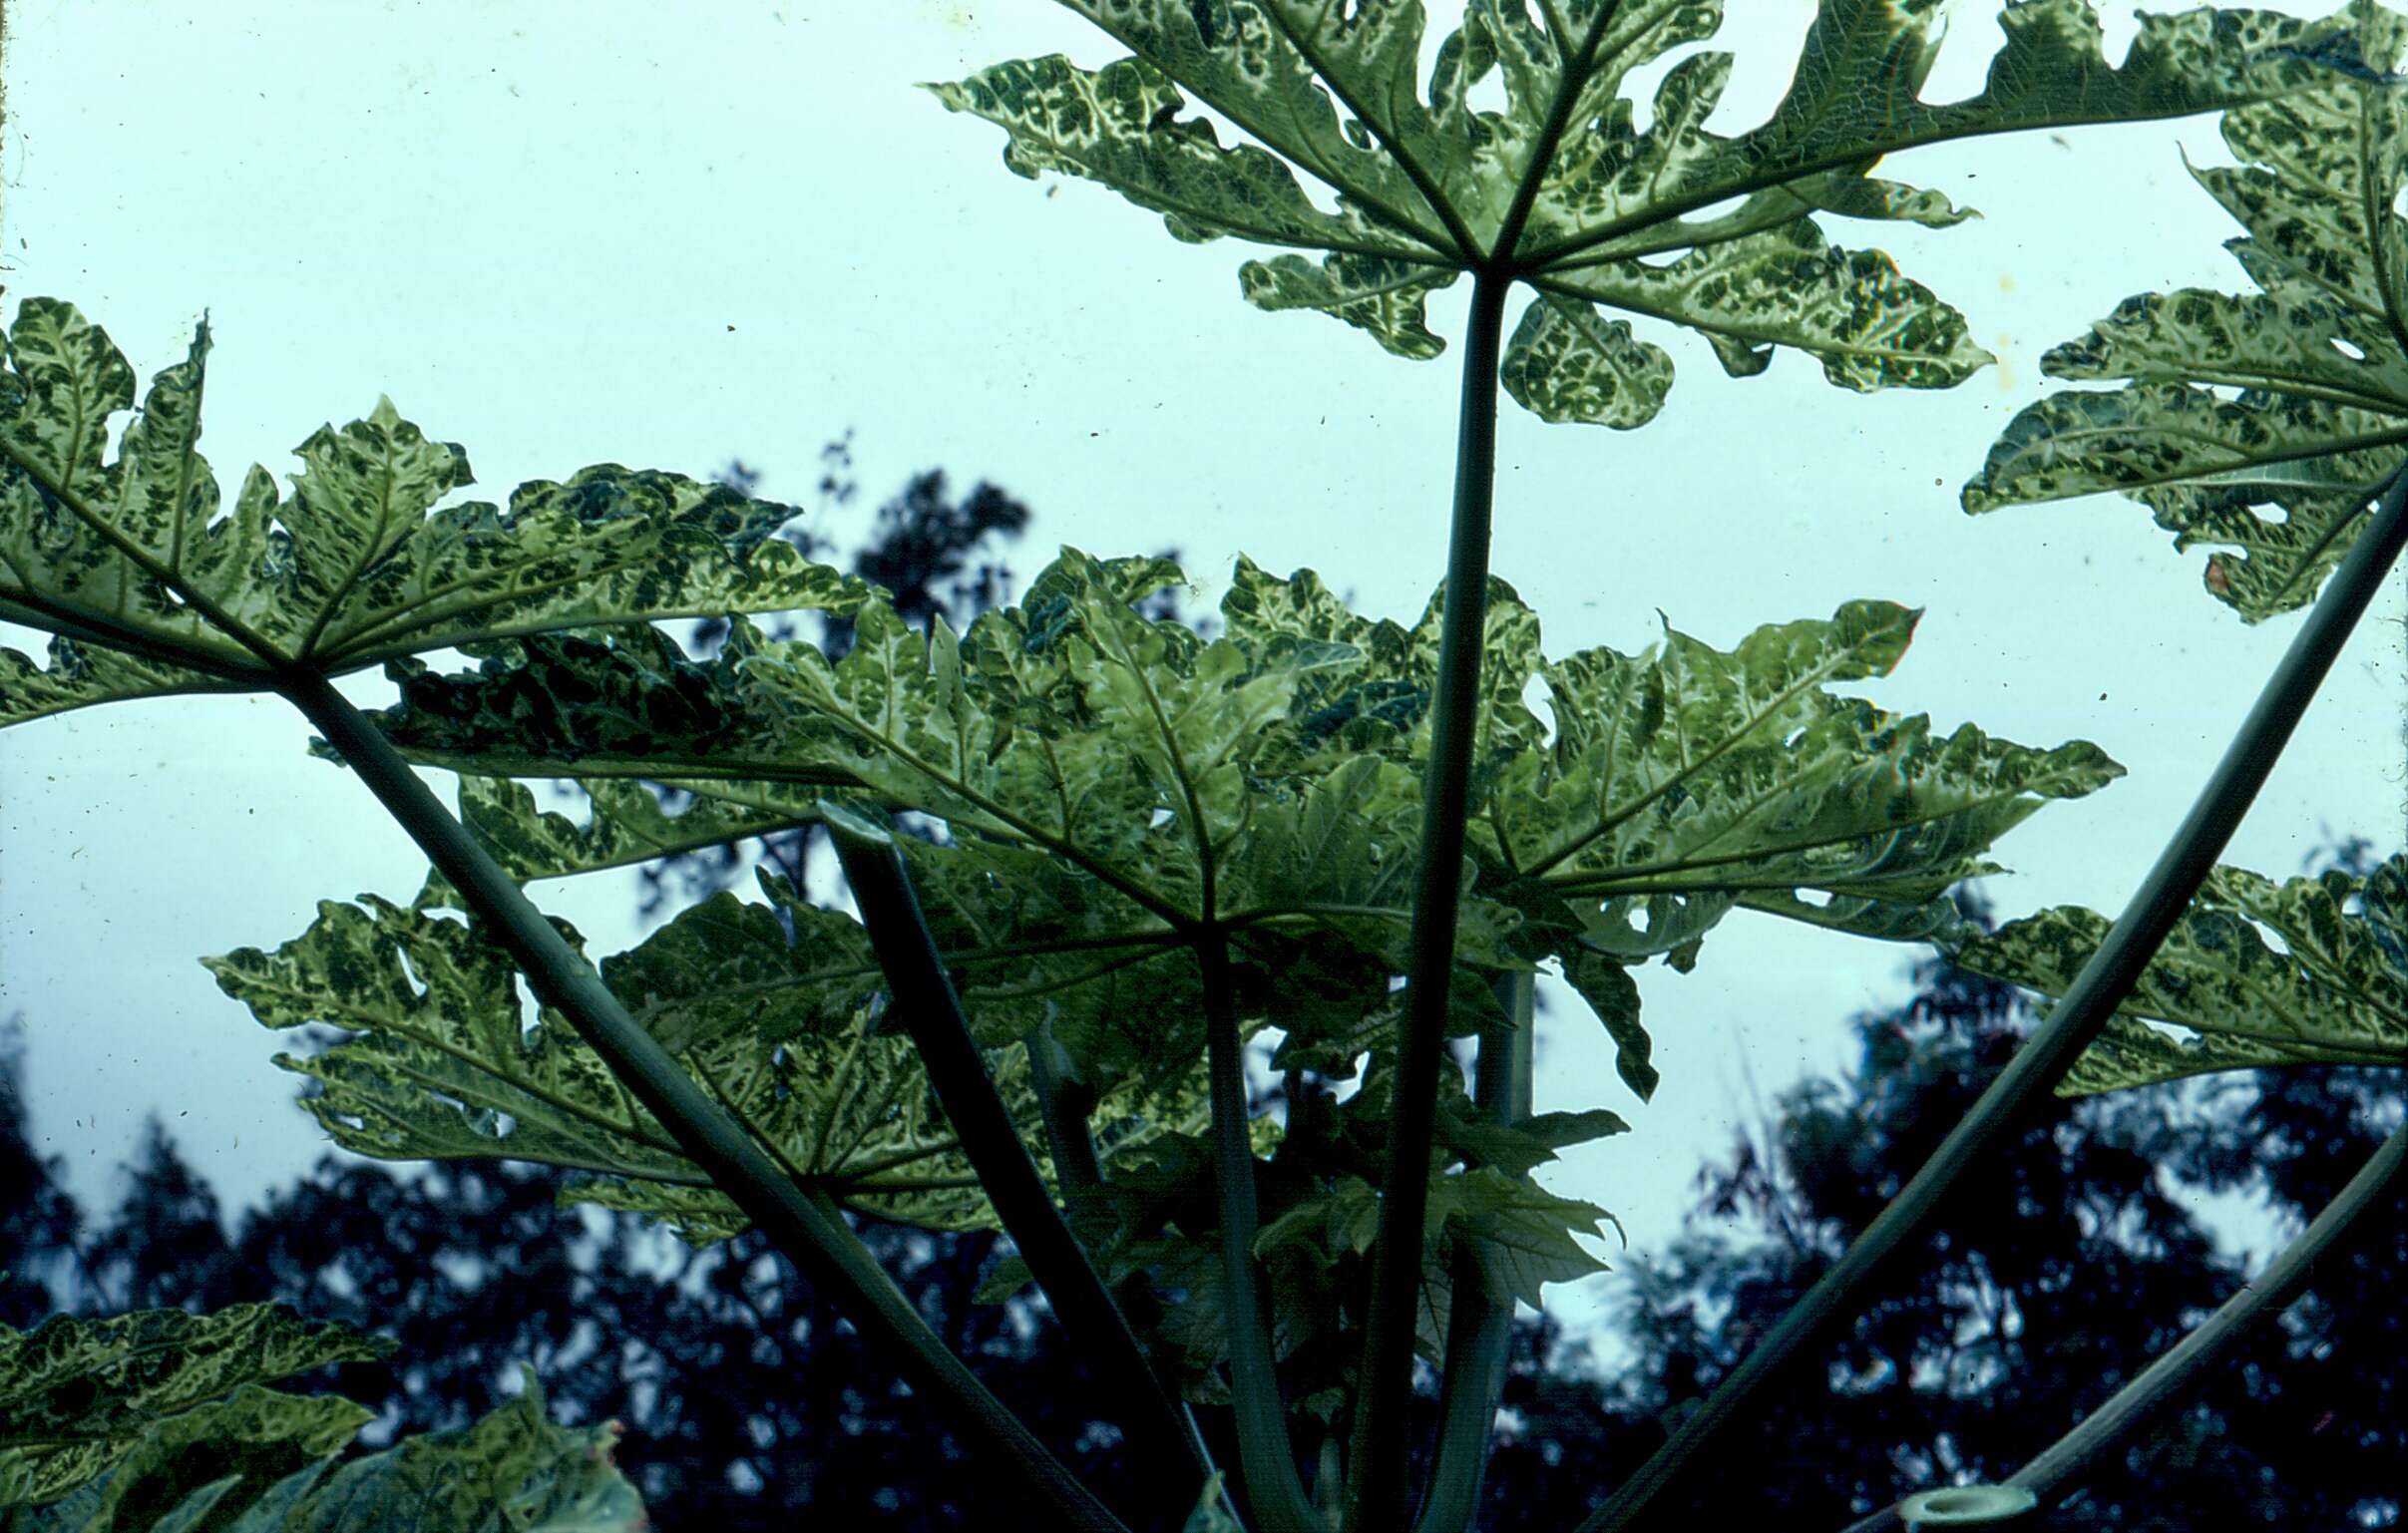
[8,850,2399,1527]
[0,1018,84,1332]
[1477,852,2403,1532]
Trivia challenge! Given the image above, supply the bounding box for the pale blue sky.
[0,1,2399,1343]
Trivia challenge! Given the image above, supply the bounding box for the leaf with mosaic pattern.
[0,1305,387,1511]
[1964,6,2408,619]
[934,1,2354,418]
[1486,600,2122,958]
[1954,854,2408,1095]
[0,298,873,725]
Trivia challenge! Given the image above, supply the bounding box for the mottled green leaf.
[1238,251,1457,359]
[939,0,2351,403]
[449,775,809,884]
[0,1305,386,1510]
[1486,600,2121,961]
[0,298,873,724]
[376,553,2114,1111]
[1534,218,1992,394]
[1440,1166,1614,1310]
[1499,292,1676,428]
[1561,947,1658,1102]
[213,865,1223,1239]
[1955,853,2408,1095]
[1964,8,2408,619]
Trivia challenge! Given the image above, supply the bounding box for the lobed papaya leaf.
[1954,853,2408,1095]
[367,551,2112,1112]
[0,297,874,725]
[210,866,1222,1241]
[1964,3,2408,619]
[934,1,2355,422]
[0,1305,388,1511]
[1489,599,2121,949]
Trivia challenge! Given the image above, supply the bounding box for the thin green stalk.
[1835,1115,2408,1533]
[1415,972,1537,1533]
[284,670,1129,1533]
[1342,14,1620,1511]
[1027,1020,1105,1211]
[1198,929,1324,1533]
[1572,466,2408,1533]
[1343,267,1511,1533]
[821,804,1214,1514]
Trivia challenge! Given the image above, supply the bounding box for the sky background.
[0,0,2402,1347]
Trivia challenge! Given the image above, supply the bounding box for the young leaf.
[0,1305,388,1510]
[1964,6,2408,619]
[0,299,872,724]
[1954,854,2408,1095]
[935,2,2355,424]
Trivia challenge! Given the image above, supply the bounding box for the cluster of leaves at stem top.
[327,526,2121,1406]
[0,1304,646,1531]
[931,0,2361,428]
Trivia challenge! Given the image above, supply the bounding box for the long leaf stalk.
[1416,972,1538,1533]
[284,670,1131,1533]
[1198,930,1325,1533]
[821,804,1214,1515]
[1343,5,1628,1509]
[1573,465,2408,1533]
[1835,1114,2408,1533]
[1344,268,1513,1533]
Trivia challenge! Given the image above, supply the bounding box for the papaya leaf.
[173,1366,644,1533]
[1487,600,2122,959]
[1963,5,2408,619]
[209,877,1218,1240]
[0,298,873,725]
[934,2,2355,422]
[447,775,808,885]
[362,553,2111,1107]
[1954,853,2408,1095]
[1437,1166,1616,1311]
[1560,946,1658,1101]
[0,1305,387,1511]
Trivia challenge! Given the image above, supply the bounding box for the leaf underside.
[0,296,875,725]
[933,0,2356,425]
[1964,5,2408,620]
[334,547,2115,1230]
[1,1351,644,1533]
[1955,852,2408,1096]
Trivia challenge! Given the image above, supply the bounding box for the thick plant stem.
[1199,931,1324,1533]
[821,805,1214,1513]
[1835,1116,2408,1533]
[1573,467,2408,1533]
[1415,972,1536,1533]
[1345,269,1512,1533]
[285,672,1130,1533]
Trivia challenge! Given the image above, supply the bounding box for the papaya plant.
[2,3,2405,1532]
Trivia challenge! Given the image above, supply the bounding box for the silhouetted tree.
[1484,848,2404,1531]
